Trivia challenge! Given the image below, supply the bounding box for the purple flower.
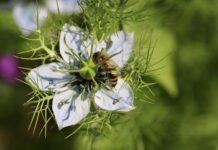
[0,53,22,83]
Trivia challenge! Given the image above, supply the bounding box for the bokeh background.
[0,0,218,150]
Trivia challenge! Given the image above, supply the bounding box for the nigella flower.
[46,0,81,15]
[0,53,22,83]
[26,24,135,129]
[13,3,48,36]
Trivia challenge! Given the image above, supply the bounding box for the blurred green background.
[0,0,218,150]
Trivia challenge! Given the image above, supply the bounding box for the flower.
[13,3,48,36]
[13,0,82,36]
[0,53,22,83]
[46,0,82,15]
[26,24,135,129]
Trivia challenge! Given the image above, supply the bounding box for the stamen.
[92,77,99,92]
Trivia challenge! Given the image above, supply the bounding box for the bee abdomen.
[108,73,118,87]
[93,52,120,87]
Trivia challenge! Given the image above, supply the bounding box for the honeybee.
[93,52,120,87]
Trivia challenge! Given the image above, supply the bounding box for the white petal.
[106,31,134,68]
[46,0,81,15]
[94,79,135,112]
[95,40,107,53]
[13,3,48,36]
[60,24,90,63]
[52,86,90,129]
[26,63,72,92]
[60,24,106,63]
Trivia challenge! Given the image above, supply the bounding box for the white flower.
[26,24,135,130]
[13,3,48,36]
[46,0,81,15]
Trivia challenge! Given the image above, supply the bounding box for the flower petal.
[46,0,81,15]
[13,3,48,35]
[26,63,72,92]
[60,24,106,64]
[94,79,135,112]
[52,86,90,129]
[106,31,134,68]
[60,24,90,63]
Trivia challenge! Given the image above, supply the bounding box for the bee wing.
[106,31,134,68]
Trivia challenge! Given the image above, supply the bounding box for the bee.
[93,52,120,87]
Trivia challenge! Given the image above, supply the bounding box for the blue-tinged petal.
[52,86,90,129]
[94,79,135,112]
[106,31,134,68]
[13,3,48,36]
[46,0,81,15]
[59,24,90,64]
[26,63,72,92]
[60,24,106,64]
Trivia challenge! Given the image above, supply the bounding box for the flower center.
[69,52,119,92]
[79,59,98,80]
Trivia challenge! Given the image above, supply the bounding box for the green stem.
[55,69,82,73]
